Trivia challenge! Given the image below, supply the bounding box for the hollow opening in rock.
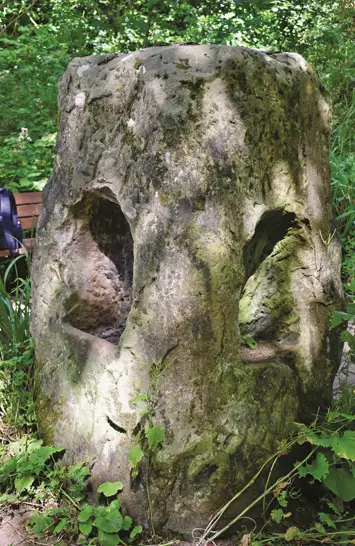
[240,209,298,343]
[65,195,134,344]
[243,210,297,281]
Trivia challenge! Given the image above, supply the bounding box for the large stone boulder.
[31,45,343,536]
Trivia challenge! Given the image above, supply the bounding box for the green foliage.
[29,484,143,545]
[0,435,143,545]
[331,103,355,283]
[97,481,124,497]
[0,255,31,356]
[241,333,257,349]
[145,425,165,451]
[129,444,144,472]
[0,441,64,493]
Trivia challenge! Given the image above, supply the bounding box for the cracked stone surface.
[31,45,343,537]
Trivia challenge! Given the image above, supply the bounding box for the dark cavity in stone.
[65,196,134,344]
[243,209,297,281]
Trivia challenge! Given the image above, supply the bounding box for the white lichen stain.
[75,92,86,108]
[77,64,90,78]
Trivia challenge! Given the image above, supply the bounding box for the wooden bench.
[0,192,42,258]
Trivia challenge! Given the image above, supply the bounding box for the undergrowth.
[331,98,355,285]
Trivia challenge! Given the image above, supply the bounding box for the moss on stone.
[35,390,60,446]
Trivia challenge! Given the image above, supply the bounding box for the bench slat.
[21,217,39,230]
[14,192,42,205]
[17,203,42,218]
[1,192,41,259]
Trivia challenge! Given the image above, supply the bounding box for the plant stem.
[60,487,81,510]
[146,457,155,537]
[197,437,299,545]
[201,448,317,545]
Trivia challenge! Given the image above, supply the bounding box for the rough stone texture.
[31,45,343,537]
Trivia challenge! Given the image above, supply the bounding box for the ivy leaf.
[129,444,144,468]
[93,516,118,533]
[15,475,34,492]
[97,481,123,497]
[297,452,329,481]
[319,512,336,529]
[130,524,143,539]
[122,515,132,530]
[105,508,123,530]
[78,505,94,522]
[97,530,121,546]
[79,522,93,536]
[109,500,121,510]
[146,425,165,450]
[93,510,123,533]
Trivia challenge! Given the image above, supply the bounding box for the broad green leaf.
[79,505,94,522]
[334,430,355,461]
[122,515,132,530]
[129,444,144,468]
[53,518,69,534]
[105,508,123,530]
[79,522,93,536]
[93,511,122,533]
[297,452,329,481]
[97,530,121,546]
[130,524,143,539]
[93,516,118,533]
[330,311,353,328]
[319,512,336,529]
[97,481,123,497]
[15,475,34,492]
[323,466,355,501]
[109,500,121,510]
[145,425,165,450]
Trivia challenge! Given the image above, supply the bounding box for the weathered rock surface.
[31,45,343,536]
